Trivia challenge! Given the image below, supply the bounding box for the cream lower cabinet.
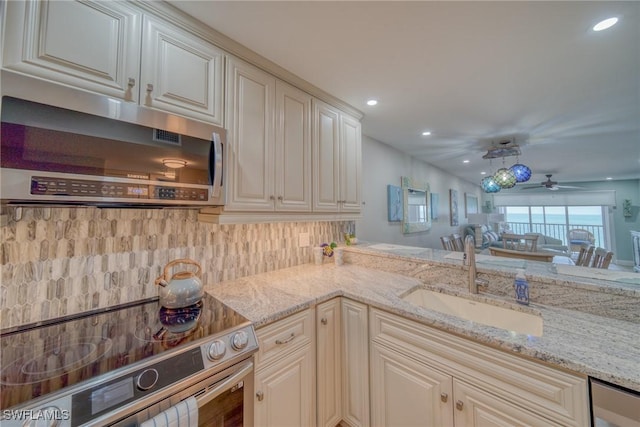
[254,309,315,427]
[341,299,370,427]
[317,298,370,427]
[370,308,589,427]
[317,299,342,427]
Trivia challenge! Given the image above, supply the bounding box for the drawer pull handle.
[321,318,328,325]
[256,391,264,401]
[275,333,295,345]
[440,392,448,403]
[456,400,464,411]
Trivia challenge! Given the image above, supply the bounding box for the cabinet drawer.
[370,308,589,427]
[256,309,313,369]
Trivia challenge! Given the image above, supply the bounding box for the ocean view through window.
[501,205,606,249]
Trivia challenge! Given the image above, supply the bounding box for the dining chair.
[575,244,593,266]
[567,229,596,253]
[591,247,614,269]
[501,233,538,252]
[440,236,455,251]
[450,233,465,252]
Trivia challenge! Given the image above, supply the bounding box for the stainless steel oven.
[102,359,254,427]
[1,295,257,427]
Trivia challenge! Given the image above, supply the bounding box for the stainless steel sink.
[402,288,543,336]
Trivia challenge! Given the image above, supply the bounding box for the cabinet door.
[370,343,454,427]
[316,299,342,427]
[3,0,141,101]
[340,114,362,212]
[275,80,312,211]
[254,345,315,427]
[225,56,276,211]
[312,99,341,212]
[341,299,369,427]
[453,380,564,427]
[141,15,224,125]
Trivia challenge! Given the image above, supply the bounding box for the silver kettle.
[154,259,204,308]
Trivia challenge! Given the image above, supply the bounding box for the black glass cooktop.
[0,294,250,410]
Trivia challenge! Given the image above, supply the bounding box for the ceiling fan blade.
[554,185,583,189]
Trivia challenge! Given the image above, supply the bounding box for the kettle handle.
[162,258,202,279]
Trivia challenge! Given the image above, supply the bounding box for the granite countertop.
[205,258,640,393]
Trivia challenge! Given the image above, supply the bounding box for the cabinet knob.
[269,195,275,201]
[277,195,283,201]
[256,391,264,401]
[440,392,448,403]
[128,78,136,88]
[321,317,328,325]
[456,400,464,411]
[147,83,154,93]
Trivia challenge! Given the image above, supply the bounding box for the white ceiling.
[169,1,640,190]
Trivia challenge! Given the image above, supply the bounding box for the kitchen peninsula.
[204,243,640,391]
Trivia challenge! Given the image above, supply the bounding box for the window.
[501,205,606,247]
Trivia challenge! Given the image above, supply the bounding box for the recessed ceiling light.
[606,177,613,180]
[593,17,618,32]
[480,171,486,175]
[421,131,431,136]
[366,99,378,106]
[463,160,470,164]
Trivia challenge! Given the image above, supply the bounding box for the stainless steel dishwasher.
[590,378,640,427]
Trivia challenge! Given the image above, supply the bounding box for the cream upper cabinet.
[225,56,312,212]
[225,56,276,211]
[274,80,312,212]
[312,99,362,213]
[140,15,225,125]
[3,0,225,125]
[254,310,315,427]
[339,114,363,212]
[3,0,142,100]
[316,298,342,427]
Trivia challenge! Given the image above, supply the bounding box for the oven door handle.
[195,361,254,408]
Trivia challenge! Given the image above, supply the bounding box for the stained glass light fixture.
[481,176,501,193]
[481,139,531,192]
[510,162,532,183]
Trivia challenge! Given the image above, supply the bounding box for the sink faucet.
[464,235,489,293]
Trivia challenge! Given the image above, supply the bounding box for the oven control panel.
[71,347,204,426]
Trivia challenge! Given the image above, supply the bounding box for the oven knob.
[136,368,159,391]
[208,340,226,361]
[231,331,249,351]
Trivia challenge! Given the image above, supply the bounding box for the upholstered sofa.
[464,225,570,254]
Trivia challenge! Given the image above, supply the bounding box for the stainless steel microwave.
[0,96,225,207]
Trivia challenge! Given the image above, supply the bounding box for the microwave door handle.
[195,361,253,408]
[209,132,223,199]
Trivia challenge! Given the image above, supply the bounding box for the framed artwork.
[430,193,439,220]
[465,193,478,217]
[449,189,459,226]
[387,185,403,222]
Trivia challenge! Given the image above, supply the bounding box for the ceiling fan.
[521,174,583,191]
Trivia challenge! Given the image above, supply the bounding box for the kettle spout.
[155,277,168,287]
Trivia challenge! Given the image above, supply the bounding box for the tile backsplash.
[1,206,349,329]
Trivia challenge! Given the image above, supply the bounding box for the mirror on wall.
[401,176,431,233]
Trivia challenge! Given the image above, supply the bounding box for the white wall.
[356,135,482,248]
